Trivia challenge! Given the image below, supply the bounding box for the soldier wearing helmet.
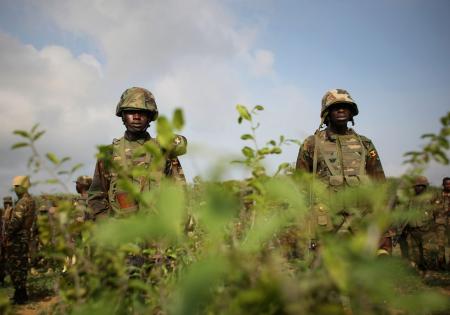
[73,176,93,222]
[296,89,389,257]
[88,87,187,220]
[399,175,444,270]
[4,176,36,304]
[296,89,385,183]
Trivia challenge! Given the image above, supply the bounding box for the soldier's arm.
[88,159,111,217]
[296,136,314,173]
[6,200,27,237]
[363,139,385,181]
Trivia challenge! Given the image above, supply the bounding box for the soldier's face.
[443,179,450,192]
[414,184,427,195]
[122,110,151,133]
[14,185,26,197]
[329,104,352,126]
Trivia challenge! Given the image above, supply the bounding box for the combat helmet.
[116,87,159,121]
[414,175,429,187]
[321,89,359,118]
[12,176,30,188]
[75,175,93,187]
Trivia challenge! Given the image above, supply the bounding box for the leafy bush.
[2,108,449,315]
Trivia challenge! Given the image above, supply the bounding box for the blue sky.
[0,0,449,196]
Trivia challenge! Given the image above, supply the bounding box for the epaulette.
[112,137,123,145]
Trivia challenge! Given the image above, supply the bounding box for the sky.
[0,0,449,197]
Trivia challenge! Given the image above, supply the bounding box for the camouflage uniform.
[73,176,93,222]
[433,187,450,268]
[295,89,389,254]
[0,196,13,285]
[5,176,36,302]
[88,87,186,220]
[402,177,439,269]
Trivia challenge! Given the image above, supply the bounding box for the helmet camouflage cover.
[116,87,159,121]
[12,175,30,188]
[75,175,93,187]
[414,175,429,186]
[321,88,359,118]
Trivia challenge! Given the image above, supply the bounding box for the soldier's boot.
[12,287,28,304]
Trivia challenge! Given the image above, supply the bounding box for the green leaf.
[71,163,84,173]
[270,147,282,154]
[240,134,254,140]
[421,133,436,139]
[57,171,69,175]
[236,104,251,121]
[157,116,175,148]
[237,116,243,124]
[31,123,40,133]
[268,140,276,146]
[46,152,60,165]
[60,157,71,165]
[32,130,46,141]
[11,142,29,149]
[13,130,30,139]
[254,105,264,111]
[172,108,185,130]
[242,146,254,158]
[257,148,271,155]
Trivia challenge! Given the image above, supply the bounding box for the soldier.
[296,89,390,256]
[88,87,187,220]
[401,176,439,270]
[4,176,36,304]
[0,196,13,286]
[73,175,93,222]
[433,176,450,269]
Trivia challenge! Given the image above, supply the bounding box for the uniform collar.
[324,128,355,141]
[124,131,151,143]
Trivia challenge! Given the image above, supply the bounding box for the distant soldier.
[4,176,36,304]
[88,87,187,220]
[0,196,13,286]
[433,176,450,269]
[401,176,442,270]
[73,175,93,222]
[296,89,390,256]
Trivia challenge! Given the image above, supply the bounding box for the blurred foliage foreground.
[2,108,450,315]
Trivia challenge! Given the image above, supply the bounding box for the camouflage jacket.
[72,193,90,222]
[88,132,185,219]
[433,191,450,225]
[296,128,385,186]
[5,193,36,242]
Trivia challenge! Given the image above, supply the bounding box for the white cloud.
[0,1,309,197]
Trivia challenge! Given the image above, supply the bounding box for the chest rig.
[310,131,370,234]
[313,131,369,188]
[108,137,162,217]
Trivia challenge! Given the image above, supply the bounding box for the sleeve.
[88,159,111,217]
[6,200,27,236]
[363,139,386,182]
[296,136,314,173]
